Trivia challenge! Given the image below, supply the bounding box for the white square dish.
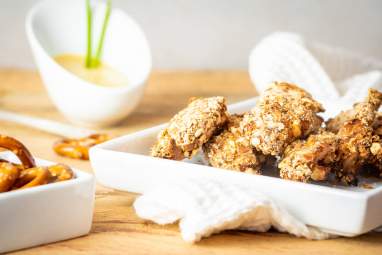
[90,98,382,237]
[0,152,95,253]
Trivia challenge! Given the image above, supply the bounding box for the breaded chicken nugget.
[203,114,265,174]
[151,97,228,159]
[241,82,324,156]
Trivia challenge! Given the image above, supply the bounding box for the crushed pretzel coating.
[203,114,265,174]
[326,109,355,133]
[327,94,382,133]
[151,97,228,159]
[279,130,338,182]
[366,115,382,177]
[368,143,382,176]
[241,82,324,156]
[150,129,184,160]
[372,113,382,136]
[334,89,382,184]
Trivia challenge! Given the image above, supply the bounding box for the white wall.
[0,0,381,69]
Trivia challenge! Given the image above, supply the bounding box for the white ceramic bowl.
[26,0,152,127]
[0,152,95,253]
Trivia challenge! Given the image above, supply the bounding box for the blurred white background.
[0,0,381,69]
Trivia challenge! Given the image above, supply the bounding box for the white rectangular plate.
[90,98,382,237]
[0,152,95,253]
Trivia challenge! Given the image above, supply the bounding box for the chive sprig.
[85,0,112,68]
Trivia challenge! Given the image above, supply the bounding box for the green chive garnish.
[85,0,112,69]
[85,0,93,68]
[93,0,111,67]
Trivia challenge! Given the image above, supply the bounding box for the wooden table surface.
[1,69,382,254]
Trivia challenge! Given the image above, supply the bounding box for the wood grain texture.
[1,69,381,254]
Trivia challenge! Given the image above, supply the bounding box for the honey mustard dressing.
[54,54,128,87]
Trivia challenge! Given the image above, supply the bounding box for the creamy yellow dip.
[54,54,128,87]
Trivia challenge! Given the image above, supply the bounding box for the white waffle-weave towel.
[249,32,382,119]
[134,32,382,243]
[134,179,332,243]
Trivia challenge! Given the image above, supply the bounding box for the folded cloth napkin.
[134,32,382,243]
[134,179,332,243]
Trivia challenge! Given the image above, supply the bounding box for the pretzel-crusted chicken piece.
[151,97,228,159]
[367,137,382,177]
[278,130,338,182]
[327,106,382,134]
[241,82,324,156]
[326,109,355,133]
[203,114,265,174]
[335,89,382,184]
[150,129,184,160]
[365,113,382,176]
[372,113,382,136]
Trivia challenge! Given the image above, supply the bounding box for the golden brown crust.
[241,82,324,156]
[279,130,338,182]
[203,114,265,174]
[151,97,228,159]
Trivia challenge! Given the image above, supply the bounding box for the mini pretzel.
[47,164,74,182]
[0,162,20,192]
[13,167,51,190]
[0,135,36,168]
[0,159,25,171]
[53,134,109,160]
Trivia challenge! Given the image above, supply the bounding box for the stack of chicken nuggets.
[151,82,382,186]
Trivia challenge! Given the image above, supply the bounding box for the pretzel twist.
[47,164,74,182]
[0,135,75,193]
[12,167,51,190]
[0,162,20,192]
[0,135,36,168]
[53,134,109,160]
